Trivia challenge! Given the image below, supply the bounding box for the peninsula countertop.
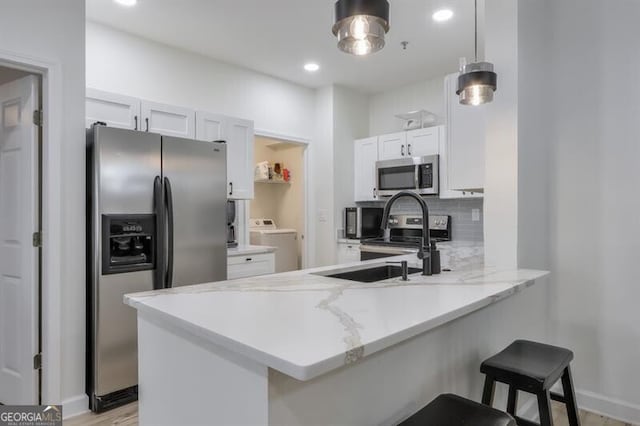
[124,244,548,382]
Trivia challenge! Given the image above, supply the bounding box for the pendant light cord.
[474,0,478,62]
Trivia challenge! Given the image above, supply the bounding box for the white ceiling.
[0,66,31,85]
[86,0,482,94]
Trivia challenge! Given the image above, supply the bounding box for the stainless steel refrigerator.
[86,125,227,412]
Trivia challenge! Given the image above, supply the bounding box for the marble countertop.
[227,244,276,256]
[125,242,547,381]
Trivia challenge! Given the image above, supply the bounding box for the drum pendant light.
[332,0,390,56]
[456,0,497,105]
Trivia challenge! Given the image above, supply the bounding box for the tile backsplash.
[357,197,484,242]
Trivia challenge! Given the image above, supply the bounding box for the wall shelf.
[254,179,291,185]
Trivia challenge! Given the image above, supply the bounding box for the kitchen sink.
[314,264,422,283]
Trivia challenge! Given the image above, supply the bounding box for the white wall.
[0,0,86,415]
[309,87,334,266]
[517,0,551,271]
[86,22,315,141]
[368,77,445,135]
[546,0,640,421]
[483,0,519,268]
[333,86,369,235]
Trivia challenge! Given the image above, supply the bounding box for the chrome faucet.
[380,191,439,276]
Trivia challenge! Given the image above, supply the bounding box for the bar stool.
[480,340,581,426]
[399,393,517,426]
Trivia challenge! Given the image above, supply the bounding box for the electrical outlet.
[472,208,481,222]
[318,209,328,223]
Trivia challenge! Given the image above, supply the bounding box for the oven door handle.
[360,245,418,255]
[414,165,420,190]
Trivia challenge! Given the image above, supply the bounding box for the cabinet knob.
[229,182,233,196]
[401,145,405,156]
[134,115,138,131]
[245,257,252,262]
[407,143,412,156]
[145,117,149,132]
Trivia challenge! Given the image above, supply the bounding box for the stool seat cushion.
[481,340,574,391]
[399,394,516,426]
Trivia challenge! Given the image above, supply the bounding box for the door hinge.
[32,232,42,247]
[33,353,42,370]
[33,109,43,127]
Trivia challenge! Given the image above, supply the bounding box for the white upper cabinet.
[406,127,439,157]
[195,111,254,200]
[224,117,254,200]
[86,88,141,130]
[378,128,438,160]
[378,132,407,160]
[141,100,195,139]
[85,89,255,200]
[354,137,379,202]
[195,111,225,142]
[444,73,485,191]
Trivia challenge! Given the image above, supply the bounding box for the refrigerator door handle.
[164,177,175,288]
[153,176,164,290]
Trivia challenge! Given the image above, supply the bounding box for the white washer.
[249,219,298,273]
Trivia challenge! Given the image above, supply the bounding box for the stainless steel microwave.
[375,155,439,197]
[345,207,383,239]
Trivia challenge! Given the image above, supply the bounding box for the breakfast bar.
[125,249,548,426]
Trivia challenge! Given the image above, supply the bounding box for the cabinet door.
[195,111,225,142]
[354,137,379,202]
[225,117,254,200]
[445,73,485,191]
[406,127,440,157]
[378,132,407,160]
[86,88,141,130]
[337,243,361,264]
[438,116,482,199]
[227,253,275,279]
[141,100,195,138]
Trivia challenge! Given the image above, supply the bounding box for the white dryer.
[249,219,298,273]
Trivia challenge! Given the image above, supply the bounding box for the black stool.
[481,340,580,426]
[400,393,516,426]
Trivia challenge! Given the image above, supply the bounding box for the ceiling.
[0,66,31,85]
[86,0,482,94]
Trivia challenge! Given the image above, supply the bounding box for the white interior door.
[0,75,40,404]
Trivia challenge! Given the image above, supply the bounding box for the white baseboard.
[577,389,640,425]
[61,394,89,419]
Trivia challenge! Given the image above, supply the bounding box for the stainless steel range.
[360,214,451,261]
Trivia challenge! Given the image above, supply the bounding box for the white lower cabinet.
[227,252,275,280]
[337,241,361,264]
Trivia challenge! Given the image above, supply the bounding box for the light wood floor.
[66,401,634,426]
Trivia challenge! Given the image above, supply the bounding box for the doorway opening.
[0,65,42,405]
[249,136,306,272]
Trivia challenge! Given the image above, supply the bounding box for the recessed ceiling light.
[304,63,320,72]
[432,9,454,22]
[114,0,137,6]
